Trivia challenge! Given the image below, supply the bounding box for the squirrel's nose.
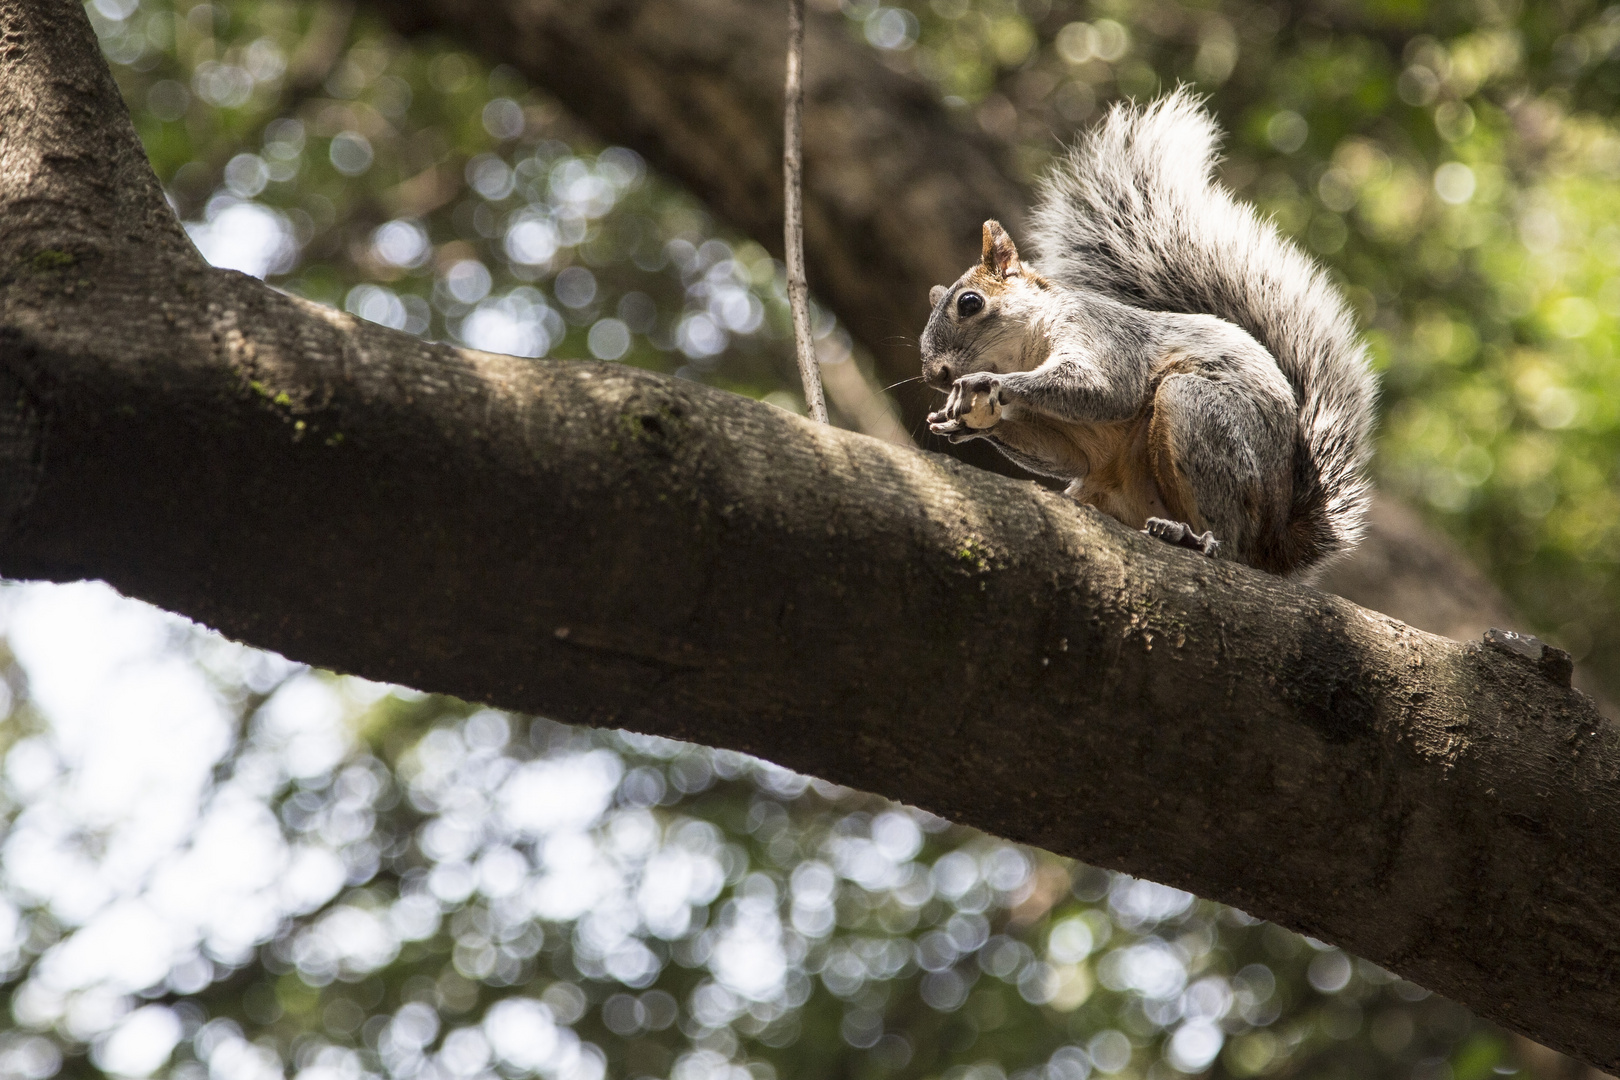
[924,362,954,389]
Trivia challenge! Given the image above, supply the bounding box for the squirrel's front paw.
[942,372,1004,429]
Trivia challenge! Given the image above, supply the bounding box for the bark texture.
[2,2,1620,1066]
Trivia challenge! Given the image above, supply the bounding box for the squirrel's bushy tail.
[1028,89,1376,573]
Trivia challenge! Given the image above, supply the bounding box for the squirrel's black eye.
[956,292,985,318]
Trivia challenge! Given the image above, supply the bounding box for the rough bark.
[1,2,1619,1066]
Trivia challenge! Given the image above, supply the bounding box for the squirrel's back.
[1027,90,1376,574]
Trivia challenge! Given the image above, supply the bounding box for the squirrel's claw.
[928,415,989,444]
[1144,517,1221,558]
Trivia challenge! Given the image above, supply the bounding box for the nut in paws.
[946,372,1004,429]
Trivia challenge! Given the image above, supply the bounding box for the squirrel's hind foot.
[1143,517,1221,558]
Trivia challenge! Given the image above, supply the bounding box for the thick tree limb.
[1,3,1618,1066]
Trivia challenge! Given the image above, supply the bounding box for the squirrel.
[921,89,1376,579]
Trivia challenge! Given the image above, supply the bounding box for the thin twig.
[784,0,827,424]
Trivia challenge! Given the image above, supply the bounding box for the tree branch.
[0,3,1618,1065]
[0,0,194,259]
[783,0,827,424]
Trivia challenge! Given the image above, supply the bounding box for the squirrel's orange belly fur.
[994,409,1200,532]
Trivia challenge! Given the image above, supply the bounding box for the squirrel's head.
[920,220,1050,391]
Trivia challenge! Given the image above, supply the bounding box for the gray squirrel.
[922,90,1376,578]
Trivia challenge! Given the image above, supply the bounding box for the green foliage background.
[21,2,1615,1080]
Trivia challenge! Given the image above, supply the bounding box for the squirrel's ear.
[930,285,947,307]
[980,220,1022,279]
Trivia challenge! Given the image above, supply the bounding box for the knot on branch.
[1485,627,1574,688]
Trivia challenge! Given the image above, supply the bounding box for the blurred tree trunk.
[357,0,1598,695]
[365,0,1023,465]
